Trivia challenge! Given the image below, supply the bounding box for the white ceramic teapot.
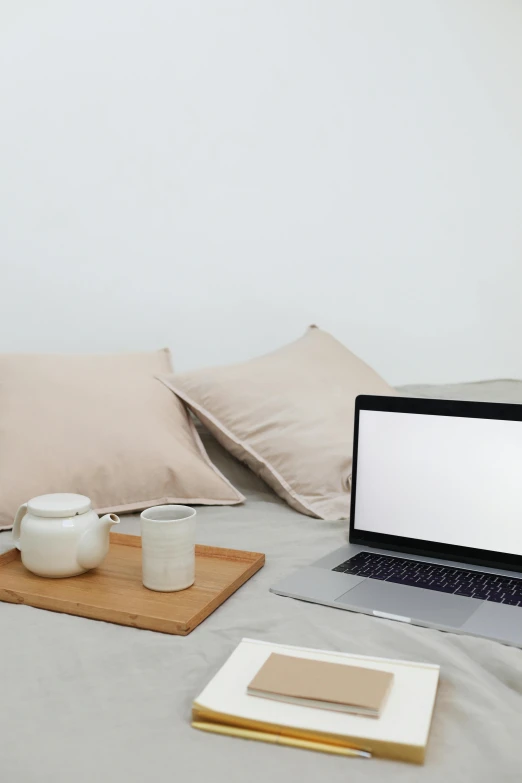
[12,493,120,577]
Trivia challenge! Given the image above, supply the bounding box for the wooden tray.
[0,533,264,635]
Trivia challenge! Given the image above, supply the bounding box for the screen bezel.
[349,395,522,574]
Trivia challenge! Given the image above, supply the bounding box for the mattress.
[2,380,522,782]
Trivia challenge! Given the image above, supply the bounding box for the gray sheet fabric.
[2,381,522,782]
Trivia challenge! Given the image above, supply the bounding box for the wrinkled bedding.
[2,380,522,782]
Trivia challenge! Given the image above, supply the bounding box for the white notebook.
[192,638,440,764]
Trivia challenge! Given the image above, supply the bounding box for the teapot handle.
[12,504,27,551]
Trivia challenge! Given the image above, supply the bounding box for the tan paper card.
[247,653,394,716]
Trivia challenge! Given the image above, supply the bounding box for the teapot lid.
[27,493,92,518]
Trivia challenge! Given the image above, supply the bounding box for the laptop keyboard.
[332,551,522,606]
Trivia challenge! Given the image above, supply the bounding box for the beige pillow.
[0,349,243,530]
[159,327,396,521]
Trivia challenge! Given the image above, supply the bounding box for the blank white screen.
[354,410,522,556]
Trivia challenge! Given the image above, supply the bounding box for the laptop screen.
[352,401,522,565]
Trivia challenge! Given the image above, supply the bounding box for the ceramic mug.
[140,505,196,592]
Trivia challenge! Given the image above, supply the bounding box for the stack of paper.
[192,638,440,764]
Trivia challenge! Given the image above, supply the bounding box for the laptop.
[270,394,522,648]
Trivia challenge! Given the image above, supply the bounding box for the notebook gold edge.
[191,721,371,759]
[192,703,425,764]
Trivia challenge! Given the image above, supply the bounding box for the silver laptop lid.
[350,396,522,573]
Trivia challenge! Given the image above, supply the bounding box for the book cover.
[247,652,393,716]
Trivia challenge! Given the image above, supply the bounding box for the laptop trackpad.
[336,579,480,628]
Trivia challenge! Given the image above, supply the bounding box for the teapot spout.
[77,513,120,571]
[100,513,120,531]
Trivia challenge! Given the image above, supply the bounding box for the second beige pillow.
[159,327,396,520]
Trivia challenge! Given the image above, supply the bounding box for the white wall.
[1,0,521,385]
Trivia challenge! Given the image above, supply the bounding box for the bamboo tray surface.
[0,533,265,635]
